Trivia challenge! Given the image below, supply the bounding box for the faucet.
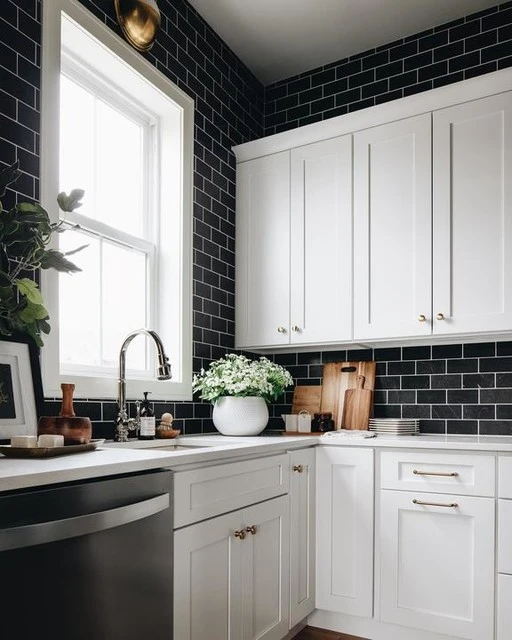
[115,329,172,442]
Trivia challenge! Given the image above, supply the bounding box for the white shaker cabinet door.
[433,92,512,335]
[316,446,374,618]
[289,448,315,627]
[379,489,494,640]
[353,114,432,340]
[497,574,512,640]
[241,496,290,640]
[174,511,244,640]
[236,152,290,349]
[290,136,352,344]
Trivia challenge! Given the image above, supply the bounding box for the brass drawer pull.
[246,525,257,535]
[413,499,458,508]
[293,464,304,473]
[234,529,246,540]
[413,470,459,477]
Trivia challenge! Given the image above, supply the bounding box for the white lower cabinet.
[379,489,495,640]
[289,447,315,627]
[174,495,290,640]
[316,447,374,617]
[497,574,512,640]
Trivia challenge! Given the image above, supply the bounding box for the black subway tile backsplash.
[4,1,512,438]
[264,3,512,136]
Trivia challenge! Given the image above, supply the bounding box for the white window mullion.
[99,236,105,368]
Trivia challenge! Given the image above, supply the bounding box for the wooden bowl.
[37,416,92,445]
[155,428,180,439]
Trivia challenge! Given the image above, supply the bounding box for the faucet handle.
[129,401,141,434]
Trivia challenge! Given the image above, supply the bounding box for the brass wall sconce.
[114,0,161,52]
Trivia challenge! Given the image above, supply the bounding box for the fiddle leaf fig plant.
[0,160,85,346]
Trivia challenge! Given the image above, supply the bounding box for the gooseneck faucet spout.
[115,329,172,442]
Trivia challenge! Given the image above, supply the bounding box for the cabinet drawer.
[498,456,512,498]
[380,450,495,497]
[173,454,289,528]
[499,499,512,574]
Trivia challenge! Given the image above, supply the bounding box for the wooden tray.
[0,439,105,458]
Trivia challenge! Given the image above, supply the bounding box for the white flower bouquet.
[192,353,294,404]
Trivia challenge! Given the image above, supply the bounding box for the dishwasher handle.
[0,493,170,552]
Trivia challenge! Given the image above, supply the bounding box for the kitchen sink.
[150,444,213,451]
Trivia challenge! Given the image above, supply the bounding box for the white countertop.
[0,435,316,492]
[3,432,512,493]
[318,432,512,451]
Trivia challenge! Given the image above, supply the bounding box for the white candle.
[11,435,38,448]
[37,434,65,447]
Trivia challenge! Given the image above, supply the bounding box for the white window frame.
[58,63,157,378]
[40,0,194,401]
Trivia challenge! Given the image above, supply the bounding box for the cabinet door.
[380,489,494,639]
[241,495,290,640]
[289,448,315,627]
[497,574,512,640]
[290,136,352,344]
[316,447,374,617]
[174,511,244,640]
[353,114,432,339]
[433,92,512,334]
[236,152,290,349]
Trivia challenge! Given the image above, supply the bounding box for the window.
[41,0,193,401]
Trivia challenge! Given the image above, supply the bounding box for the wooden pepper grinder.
[38,383,92,445]
[60,383,76,418]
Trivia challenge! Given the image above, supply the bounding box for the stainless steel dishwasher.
[0,469,173,639]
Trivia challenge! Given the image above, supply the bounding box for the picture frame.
[0,334,44,440]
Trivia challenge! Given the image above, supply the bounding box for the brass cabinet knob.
[436,313,445,320]
[293,464,304,473]
[418,314,426,322]
[277,326,286,333]
[246,525,257,535]
[291,325,300,332]
[234,529,246,540]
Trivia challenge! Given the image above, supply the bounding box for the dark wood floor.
[293,626,366,640]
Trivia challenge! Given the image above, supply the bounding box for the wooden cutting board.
[320,361,376,429]
[341,375,373,430]
[291,385,322,415]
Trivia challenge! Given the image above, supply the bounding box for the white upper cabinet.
[236,137,352,350]
[353,114,432,340]
[290,136,352,344]
[234,71,512,349]
[236,152,291,348]
[433,92,512,335]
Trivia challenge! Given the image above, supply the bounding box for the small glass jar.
[312,412,334,432]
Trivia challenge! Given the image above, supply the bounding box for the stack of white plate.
[368,418,419,435]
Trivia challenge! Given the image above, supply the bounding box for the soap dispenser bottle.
[138,392,155,440]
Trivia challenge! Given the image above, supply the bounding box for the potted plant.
[192,353,294,435]
[0,161,84,346]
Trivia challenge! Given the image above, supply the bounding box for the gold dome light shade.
[114,0,161,52]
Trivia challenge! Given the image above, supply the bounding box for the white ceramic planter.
[212,396,269,436]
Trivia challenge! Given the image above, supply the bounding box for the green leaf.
[63,243,88,257]
[57,189,85,212]
[0,161,21,199]
[16,278,44,305]
[0,272,12,288]
[19,300,49,323]
[25,322,44,347]
[39,249,81,273]
[39,318,51,334]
